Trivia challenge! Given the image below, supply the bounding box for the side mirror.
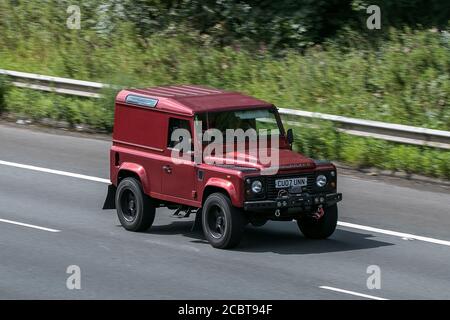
[286,128,294,145]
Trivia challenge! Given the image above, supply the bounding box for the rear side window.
[167,118,192,149]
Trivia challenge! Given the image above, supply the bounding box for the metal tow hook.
[313,206,325,220]
[275,209,281,217]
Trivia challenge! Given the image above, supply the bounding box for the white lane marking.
[2,159,450,247]
[319,286,388,300]
[0,218,60,233]
[0,160,110,184]
[337,221,450,247]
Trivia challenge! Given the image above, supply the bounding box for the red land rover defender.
[104,85,342,249]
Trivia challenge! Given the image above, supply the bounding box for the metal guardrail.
[1,68,449,149]
[278,108,450,150]
[0,69,105,98]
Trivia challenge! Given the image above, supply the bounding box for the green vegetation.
[0,0,449,179]
[1,29,449,130]
[5,88,113,131]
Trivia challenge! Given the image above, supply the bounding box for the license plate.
[275,177,307,189]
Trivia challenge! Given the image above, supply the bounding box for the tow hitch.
[313,206,325,220]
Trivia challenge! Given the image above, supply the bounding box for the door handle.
[163,165,172,174]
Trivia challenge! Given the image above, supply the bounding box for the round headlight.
[251,180,263,193]
[316,175,327,187]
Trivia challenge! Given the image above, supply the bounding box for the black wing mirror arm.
[286,128,294,145]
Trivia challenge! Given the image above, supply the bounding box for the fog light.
[251,180,263,193]
[316,175,327,187]
[320,197,324,203]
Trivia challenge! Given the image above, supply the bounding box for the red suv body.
[106,85,342,248]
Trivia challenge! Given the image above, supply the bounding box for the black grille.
[266,173,315,199]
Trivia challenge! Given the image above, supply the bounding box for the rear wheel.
[116,177,155,232]
[297,204,338,239]
[202,193,245,249]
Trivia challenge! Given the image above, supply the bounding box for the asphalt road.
[0,123,449,300]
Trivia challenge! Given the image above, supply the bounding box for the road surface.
[0,123,449,299]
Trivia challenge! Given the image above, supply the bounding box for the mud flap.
[191,208,203,232]
[102,184,117,210]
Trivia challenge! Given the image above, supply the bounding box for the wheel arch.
[117,162,150,195]
[202,178,240,207]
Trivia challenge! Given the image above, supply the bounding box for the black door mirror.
[286,128,294,144]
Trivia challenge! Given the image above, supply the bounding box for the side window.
[167,118,192,149]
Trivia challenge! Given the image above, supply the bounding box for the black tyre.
[202,193,245,249]
[116,177,155,232]
[297,204,338,239]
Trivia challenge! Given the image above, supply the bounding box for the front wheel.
[297,204,338,239]
[202,193,245,249]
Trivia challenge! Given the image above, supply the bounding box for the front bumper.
[243,192,342,211]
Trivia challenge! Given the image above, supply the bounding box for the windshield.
[196,108,282,136]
